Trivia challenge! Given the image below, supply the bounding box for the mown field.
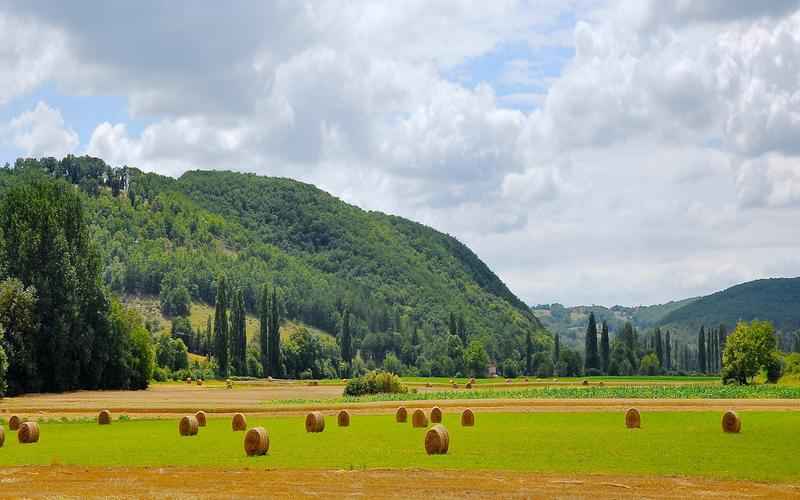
[1,412,798,481]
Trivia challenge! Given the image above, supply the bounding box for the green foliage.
[501,357,521,378]
[463,340,489,377]
[584,313,600,372]
[105,299,154,390]
[556,347,583,377]
[213,275,229,377]
[343,369,407,396]
[382,352,403,374]
[0,342,7,397]
[533,351,554,377]
[0,278,38,395]
[639,352,661,376]
[155,334,189,372]
[722,320,779,384]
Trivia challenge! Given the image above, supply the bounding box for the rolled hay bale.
[18,422,40,444]
[396,407,408,423]
[461,408,475,427]
[625,408,641,429]
[338,410,351,427]
[98,410,112,425]
[179,415,199,436]
[581,379,589,386]
[451,383,458,389]
[449,379,454,385]
[305,411,325,433]
[469,377,476,385]
[195,411,207,427]
[425,382,432,388]
[196,378,203,386]
[267,376,273,382]
[412,409,428,428]
[307,380,319,386]
[244,427,270,456]
[232,413,247,432]
[430,406,443,423]
[722,411,741,433]
[424,424,450,455]
[465,382,472,389]
[186,377,192,384]
[525,377,529,382]
[0,426,4,448]
[506,379,512,384]
[8,415,21,431]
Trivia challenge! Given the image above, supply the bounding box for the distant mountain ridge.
[534,277,800,348]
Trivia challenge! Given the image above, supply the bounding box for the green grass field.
[1,412,798,481]
[399,375,721,385]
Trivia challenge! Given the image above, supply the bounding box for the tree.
[639,353,660,375]
[268,288,281,377]
[600,321,610,374]
[456,315,467,347]
[654,328,664,368]
[556,347,583,377]
[584,313,600,372]
[665,331,672,371]
[533,351,554,377]
[341,306,353,367]
[229,287,246,376]
[213,275,229,378]
[698,326,707,374]
[463,340,489,377]
[722,320,779,384]
[553,333,560,366]
[0,278,38,395]
[526,329,534,375]
[0,342,7,397]
[448,312,457,338]
[259,284,270,378]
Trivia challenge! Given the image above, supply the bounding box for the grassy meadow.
[0,412,798,481]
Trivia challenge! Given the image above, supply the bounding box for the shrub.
[639,353,661,376]
[343,370,408,397]
[765,353,783,384]
[382,352,404,375]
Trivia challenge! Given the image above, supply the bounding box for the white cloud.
[8,101,78,158]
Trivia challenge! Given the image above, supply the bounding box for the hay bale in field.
[452,383,458,389]
[465,382,472,389]
[425,382,432,388]
[461,408,475,427]
[244,427,270,456]
[307,380,319,386]
[625,408,640,429]
[424,424,450,455]
[505,379,512,384]
[469,377,476,385]
[8,415,21,431]
[179,416,199,436]
[0,426,4,448]
[195,411,207,427]
[430,406,443,423]
[449,379,454,384]
[232,413,247,432]
[722,411,741,433]
[305,411,325,433]
[338,410,351,427]
[581,380,588,386]
[18,422,40,444]
[267,376,273,382]
[196,378,203,386]
[412,409,428,428]
[98,410,112,425]
[186,377,192,384]
[396,407,408,423]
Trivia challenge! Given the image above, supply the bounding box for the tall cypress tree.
[341,306,352,367]
[584,313,600,372]
[665,331,672,371]
[259,284,270,377]
[600,321,610,374]
[229,288,246,375]
[553,333,560,365]
[698,326,707,374]
[268,288,281,377]
[654,328,664,368]
[525,329,533,375]
[213,276,229,378]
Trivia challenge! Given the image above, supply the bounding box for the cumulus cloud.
[8,101,78,158]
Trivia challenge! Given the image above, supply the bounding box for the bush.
[765,353,783,384]
[382,352,404,375]
[343,370,407,397]
[152,366,170,382]
[639,353,661,376]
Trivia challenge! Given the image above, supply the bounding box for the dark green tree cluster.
[0,176,153,395]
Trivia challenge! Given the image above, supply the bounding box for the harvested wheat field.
[1,467,799,499]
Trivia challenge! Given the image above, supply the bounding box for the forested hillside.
[0,156,547,382]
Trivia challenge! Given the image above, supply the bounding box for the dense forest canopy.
[0,156,548,388]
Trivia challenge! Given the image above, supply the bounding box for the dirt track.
[2,383,799,417]
[0,467,797,499]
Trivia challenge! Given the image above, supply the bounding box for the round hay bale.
[8,415,21,431]
[469,377,476,385]
[305,411,325,433]
[186,377,192,384]
[448,379,454,384]
[451,383,458,389]
[722,411,741,433]
[195,411,207,427]
[196,378,203,386]
[244,427,270,456]
[430,406,443,423]
[18,422,40,444]
[396,407,408,423]
[461,408,475,427]
[412,409,428,428]
[425,382,432,388]
[506,379,512,384]
[0,426,5,448]
[267,376,273,382]
[98,410,112,425]
[179,416,199,436]
[465,382,472,389]
[581,379,588,386]
[424,424,450,455]
[232,413,247,432]
[338,410,350,427]
[525,377,529,382]
[625,408,641,429]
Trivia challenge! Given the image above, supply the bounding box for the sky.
[1,1,800,308]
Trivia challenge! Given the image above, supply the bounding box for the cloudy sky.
[1,1,799,307]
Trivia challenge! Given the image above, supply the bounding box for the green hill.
[657,278,800,336]
[1,156,546,372]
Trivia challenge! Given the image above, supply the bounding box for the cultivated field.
[1,379,800,498]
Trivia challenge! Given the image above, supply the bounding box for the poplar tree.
[698,326,707,374]
[526,329,533,375]
[341,306,352,366]
[259,284,270,377]
[584,313,600,372]
[665,331,672,371]
[229,288,246,375]
[268,288,281,377]
[213,276,229,377]
[600,321,610,374]
[654,328,664,368]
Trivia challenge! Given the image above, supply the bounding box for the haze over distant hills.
[534,277,800,348]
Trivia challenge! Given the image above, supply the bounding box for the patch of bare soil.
[0,467,797,499]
